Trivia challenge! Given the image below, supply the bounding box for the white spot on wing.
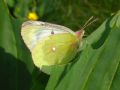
[52,47,56,52]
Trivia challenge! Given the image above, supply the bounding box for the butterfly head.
[75,16,98,40]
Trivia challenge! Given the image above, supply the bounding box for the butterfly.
[21,16,97,73]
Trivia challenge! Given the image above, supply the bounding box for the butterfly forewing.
[21,21,75,51]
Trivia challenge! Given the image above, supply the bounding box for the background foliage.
[0,0,120,90]
[6,0,120,34]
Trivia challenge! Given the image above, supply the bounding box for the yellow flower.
[27,12,39,20]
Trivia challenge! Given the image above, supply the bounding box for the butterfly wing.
[21,21,75,51]
[32,33,79,68]
[21,21,79,69]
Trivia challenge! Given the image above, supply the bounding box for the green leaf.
[46,11,120,90]
[0,0,48,90]
[6,0,15,7]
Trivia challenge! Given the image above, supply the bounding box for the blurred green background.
[6,0,120,34]
[1,0,120,90]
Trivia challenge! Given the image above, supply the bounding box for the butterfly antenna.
[82,16,94,29]
[81,16,98,30]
